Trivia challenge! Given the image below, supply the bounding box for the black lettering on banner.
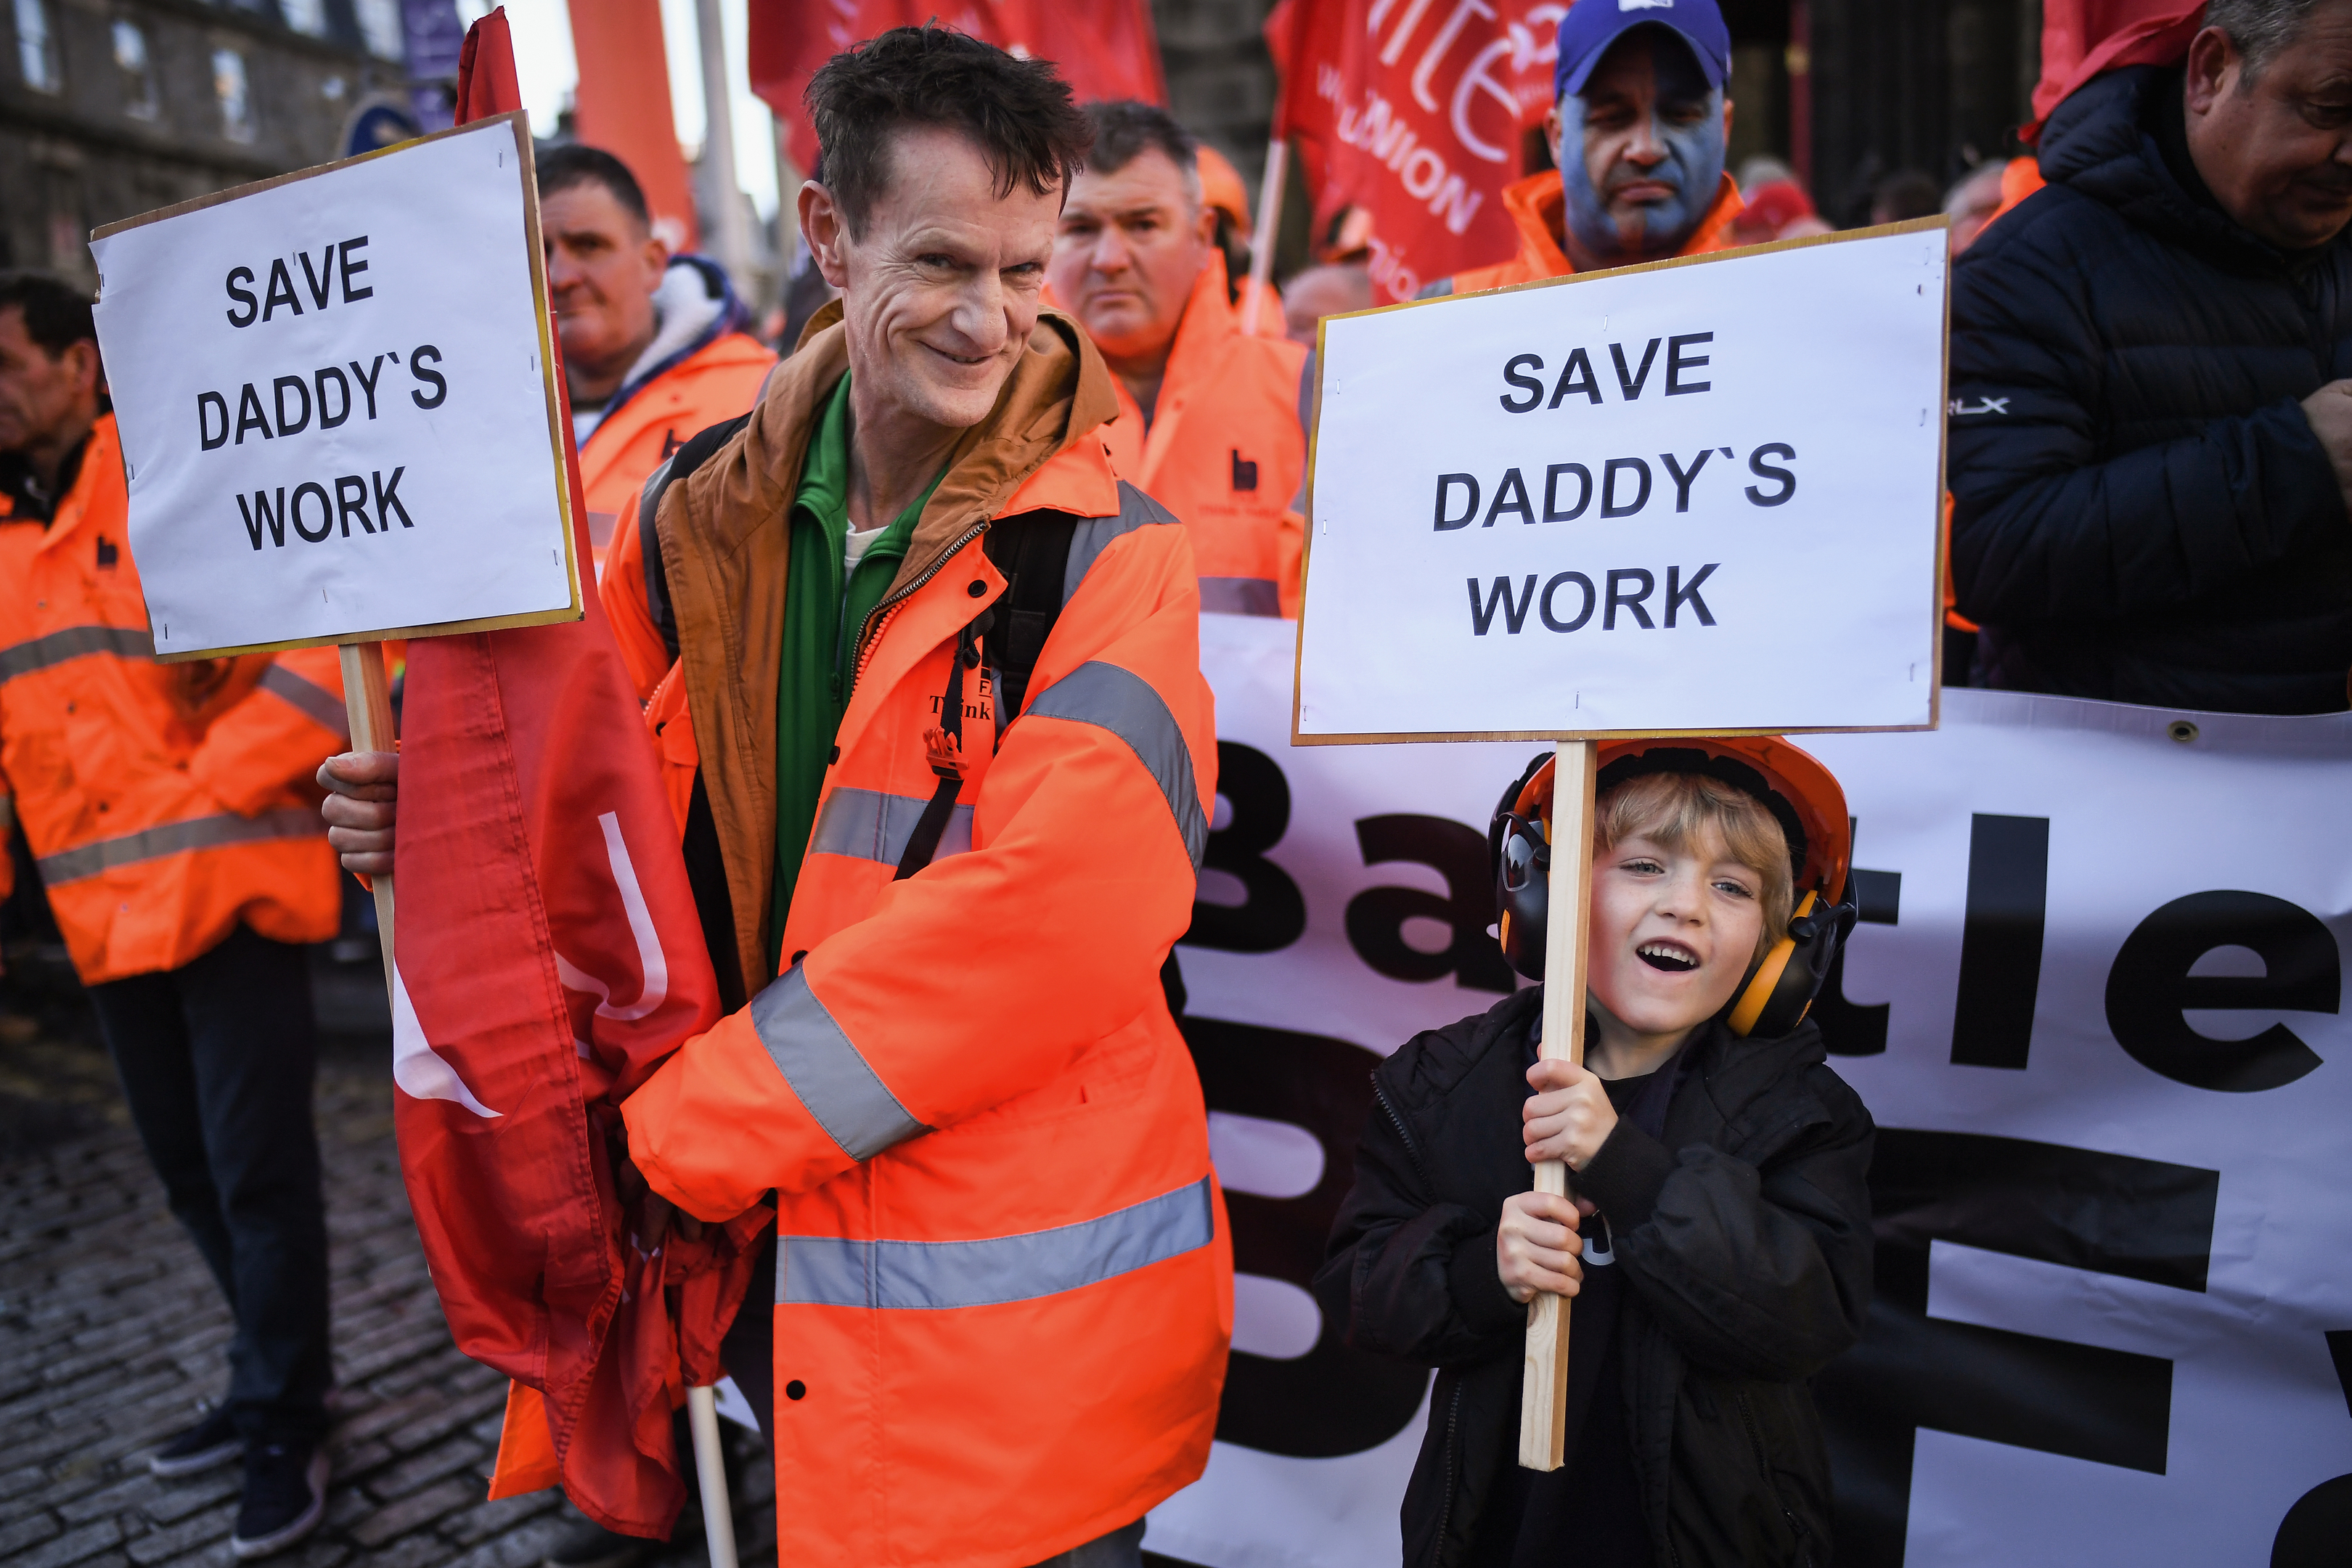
[1659,449,1712,511]
[1664,563,1718,626]
[1182,741,1306,954]
[1433,473,1479,531]
[261,258,302,322]
[1346,814,1517,992]
[1548,347,1602,408]
[1816,1130,2215,1565]
[1543,462,1591,522]
[1483,467,1534,526]
[315,366,351,430]
[198,391,229,451]
[409,345,447,409]
[1604,567,1655,629]
[1950,813,2049,1069]
[1747,442,1798,506]
[1601,457,1651,518]
[1181,1015,1428,1458]
[2104,891,2338,1092]
[234,384,271,444]
[1815,820,1902,1057]
[372,467,413,530]
[290,481,333,542]
[339,236,372,301]
[1469,575,1538,635]
[236,487,287,550]
[224,266,258,328]
[1609,338,1662,399]
[1500,354,1545,412]
[1540,571,1595,632]
[350,356,385,420]
[1665,331,1713,394]
[271,375,311,437]
[335,474,373,536]
[296,245,335,310]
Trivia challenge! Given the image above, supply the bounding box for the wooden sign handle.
[339,642,398,997]
[1519,738,1598,1470]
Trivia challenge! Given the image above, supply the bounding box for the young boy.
[1317,739,1875,1568]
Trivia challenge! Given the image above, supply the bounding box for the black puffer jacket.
[1948,65,2352,714]
[1315,989,1874,1568]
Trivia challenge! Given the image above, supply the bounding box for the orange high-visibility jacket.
[1091,252,1310,618]
[1436,168,1746,295]
[579,330,775,558]
[613,308,1231,1568]
[0,415,346,984]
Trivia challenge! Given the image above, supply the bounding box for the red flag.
[751,0,1167,173]
[567,0,703,252]
[1267,0,1559,305]
[391,13,759,1536]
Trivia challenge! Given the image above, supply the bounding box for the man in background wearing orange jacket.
[1423,0,1743,297]
[1047,101,1311,618]
[0,273,349,1559]
[543,146,775,562]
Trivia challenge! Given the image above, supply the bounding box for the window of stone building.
[213,46,254,142]
[281,0,328,38]
[355,0,403,61]
[113,18,158,118]
[14,0,60,93]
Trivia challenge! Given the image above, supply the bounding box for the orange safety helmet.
[1196,144,1251,232]
[1486,736,1858,1039]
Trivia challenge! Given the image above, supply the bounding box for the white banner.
[1152,613,2352,1568]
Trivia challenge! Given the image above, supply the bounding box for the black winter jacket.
[1315,989,1874,1568]
[1948,66,2352,714]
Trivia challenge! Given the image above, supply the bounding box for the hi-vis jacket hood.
[616,306,1231,1568]
[0,415,346,982]
[1434,168,1745,296]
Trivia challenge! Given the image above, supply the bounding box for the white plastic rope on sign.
[1151,614,2352,1568]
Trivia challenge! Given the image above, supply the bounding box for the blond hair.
[1594,772,1794,965]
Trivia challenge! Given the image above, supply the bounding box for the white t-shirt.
[842,525,888,573]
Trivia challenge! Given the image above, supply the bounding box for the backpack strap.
[640,411,755,666]
[981,514,1078,729]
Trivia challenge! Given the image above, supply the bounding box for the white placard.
[91,113,577,660]
[1297,224,1949,742]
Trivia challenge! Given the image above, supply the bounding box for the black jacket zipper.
[1734,1387,1808,1563]
[1433,1379,1464,1567]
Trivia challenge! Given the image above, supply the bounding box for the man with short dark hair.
[1046,101,1311,617]
[1,271,348,1559]
[536,144,774,555]
[1949,0,2352,713]
[322,29,1228,1568]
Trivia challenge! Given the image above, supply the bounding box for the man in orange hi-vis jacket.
[0,271,348,1559]
[322,28,1229,1568]
[1047,101,1311,618]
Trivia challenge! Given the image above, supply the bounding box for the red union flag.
[1271,0,1566,302]
[751,0,1167,172]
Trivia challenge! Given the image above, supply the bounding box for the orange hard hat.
[1196,144,1251,230]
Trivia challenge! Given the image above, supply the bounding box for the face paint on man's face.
[1556,30,1726,266]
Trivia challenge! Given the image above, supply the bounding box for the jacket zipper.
[846,520,989,701]
[1734,1387,1808,1563]
[1433,1379,1463,1566]
[1371,1074,1434,1190]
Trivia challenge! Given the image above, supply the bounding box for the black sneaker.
[228,1442,328,1559]
[150,1405,242,1478]
[543,1521,653,1568]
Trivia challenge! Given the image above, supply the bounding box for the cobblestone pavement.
[0,950,777,1568]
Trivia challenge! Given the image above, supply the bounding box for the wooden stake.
[338,642,397,997]
[687,1385,740,1568]
[1519,738,1598,1470]
[1239,136,1287,338]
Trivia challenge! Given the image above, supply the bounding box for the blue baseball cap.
[1553,0,1731,101]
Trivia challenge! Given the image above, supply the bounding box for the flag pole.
[338,642,397,998]
[687,1385,739,1568]
[1239,136,1287,338]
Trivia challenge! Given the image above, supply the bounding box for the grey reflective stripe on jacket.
[36,806,327,885]
[257,663,350,742]
[809,787,973,865]
[1199,578,1283,617]
[1024,661,1208,868]
[1063,482,1180,605]
[781,1175,1214,1310]
[748,964,930,1161]
[0,624,154,683]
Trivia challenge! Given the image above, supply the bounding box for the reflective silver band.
[36,806,326,886]
[1026,661,1207,867]
[1198,577,1282,618]
[0,624,155,682]
[1063,483,1179,604]
[808,786,972,866]
[781,1175,1214,1310]
[258,664,350,742]
[747,965,929,1162]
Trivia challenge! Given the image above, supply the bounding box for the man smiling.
[1426,0,1742,296]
